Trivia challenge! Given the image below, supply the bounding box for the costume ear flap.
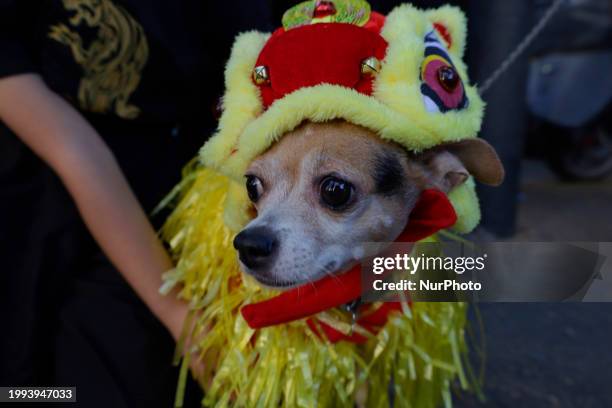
[425,5,468,58]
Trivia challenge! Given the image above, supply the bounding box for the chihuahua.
[233,120,503,289]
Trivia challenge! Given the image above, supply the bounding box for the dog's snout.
[233,226,278,269]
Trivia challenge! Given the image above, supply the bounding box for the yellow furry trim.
[162,168,472,407]
[211,84,483,181]
[424,5,468,58]
[200,31,269,171]
[448,177,480,234]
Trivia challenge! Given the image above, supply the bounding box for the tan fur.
[248,122,420,240]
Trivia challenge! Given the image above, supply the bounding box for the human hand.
[164,301,210,385]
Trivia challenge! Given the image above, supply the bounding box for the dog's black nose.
[233,226,278,269]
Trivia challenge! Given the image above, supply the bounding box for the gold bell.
[360,56,381,76]
[253,65,270,85]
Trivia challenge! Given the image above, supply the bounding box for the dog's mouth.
[246,265,349,290]
[248,273,300,289]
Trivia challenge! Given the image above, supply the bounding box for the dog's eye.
[320,176,353,210]
[245,175,263,202]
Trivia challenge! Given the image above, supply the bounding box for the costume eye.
[245,175,263,202]
[420,31,468,113]
[320,176,354,210]
[437,66,460,92]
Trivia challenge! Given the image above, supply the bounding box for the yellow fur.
[200,31,269,170]
[424,5,468,58]
[448,177,481,233]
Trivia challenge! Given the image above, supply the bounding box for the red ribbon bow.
[240,189,457,342]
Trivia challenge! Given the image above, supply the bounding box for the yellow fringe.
[162,166,470,407]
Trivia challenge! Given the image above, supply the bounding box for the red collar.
[240,189,457,343]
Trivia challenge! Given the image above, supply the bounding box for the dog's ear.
[418,138,504,192]
[445,139,505,186]
[418,150,470,193]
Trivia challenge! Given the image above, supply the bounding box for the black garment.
[0,1,272,406]
[0,0,272,123]
[0,124,204,408]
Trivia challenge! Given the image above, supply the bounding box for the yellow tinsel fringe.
[161,166,471,408]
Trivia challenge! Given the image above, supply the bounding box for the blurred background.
[1,0,611,407]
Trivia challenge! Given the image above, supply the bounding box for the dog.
[233,120,504,290]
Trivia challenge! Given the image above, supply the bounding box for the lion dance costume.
[161,1,487,406]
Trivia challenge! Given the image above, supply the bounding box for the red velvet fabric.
[240,189,458,342]
[255,23,388,108]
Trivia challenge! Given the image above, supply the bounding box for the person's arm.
[0,73,188,341]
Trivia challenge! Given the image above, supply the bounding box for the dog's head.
[233,121,503,289]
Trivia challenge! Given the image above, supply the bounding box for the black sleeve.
[0,0,39,78]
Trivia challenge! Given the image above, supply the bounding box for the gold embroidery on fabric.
[49,0,149,119]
